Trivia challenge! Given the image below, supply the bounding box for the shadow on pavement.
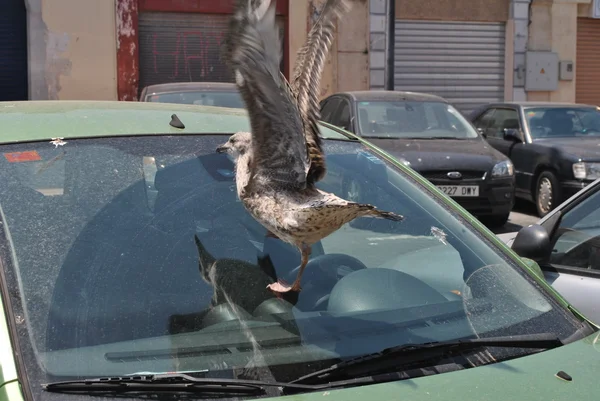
[488,199,539,235]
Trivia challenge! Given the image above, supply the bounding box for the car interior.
[0,135,557,378]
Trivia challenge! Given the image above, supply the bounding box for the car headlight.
[572,162,600,180]
[491,160,514,178]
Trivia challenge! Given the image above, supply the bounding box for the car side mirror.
[476,127,487,138]
[503,128,522,142]
[511,224,551,264]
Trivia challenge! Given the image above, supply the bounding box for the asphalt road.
[489,199,540,235]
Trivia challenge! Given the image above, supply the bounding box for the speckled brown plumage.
[217,0,404,293]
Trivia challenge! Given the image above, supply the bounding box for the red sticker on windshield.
[4,151,42,163]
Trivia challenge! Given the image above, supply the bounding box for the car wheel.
[535,171,561,218]
[482,213,510,228]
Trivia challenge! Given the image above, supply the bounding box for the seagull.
[217,0,404,294]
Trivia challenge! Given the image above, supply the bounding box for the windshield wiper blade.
[290,333,562,385]
[43,373,315,395]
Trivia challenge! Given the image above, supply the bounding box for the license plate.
[437,185,479,197]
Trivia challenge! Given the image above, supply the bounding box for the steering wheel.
[283,253,368,311]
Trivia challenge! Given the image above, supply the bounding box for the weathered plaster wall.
[289,0,368,99]
[369,0,386,89]
[527,0,591,102]
[336,0,369,92]
[25,0,118,100]
[510,0,531,101]
[396,0,510,21]
[24,0,47,99]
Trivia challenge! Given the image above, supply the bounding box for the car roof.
[331,90,448,103]
[0,100,251,144]
[141,82,238,95]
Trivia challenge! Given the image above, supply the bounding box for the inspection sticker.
[4,151,42,163]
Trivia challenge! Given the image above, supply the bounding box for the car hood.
[364,137,506,172]
[533,137,600,161]
[280,331,600,401]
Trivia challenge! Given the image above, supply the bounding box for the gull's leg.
[290,244,311,292]
[266,244,311,294]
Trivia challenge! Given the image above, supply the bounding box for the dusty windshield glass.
[525,107,600,138]
[356,100,478,139]
[147,91,245,108]
[0,134,585,400]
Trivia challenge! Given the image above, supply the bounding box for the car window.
[320,97,340,122]
[147,91,245,109]
[486,108,521,139]
[524,107,600,138]
[549,184,600,270]
[355,101,478,139]
[0,134,587,399]
[335,100,352,131]
[472,109,495,129]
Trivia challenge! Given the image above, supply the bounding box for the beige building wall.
[42,0,118,100]
[396,0,509,21]
[527,0,591,102]
[289,0,369,100]
[27,0,363,101]
[26,0,117,100]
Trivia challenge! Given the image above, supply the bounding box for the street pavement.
[490,199,540,235]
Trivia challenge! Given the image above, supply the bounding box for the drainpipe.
[385,0,395,91]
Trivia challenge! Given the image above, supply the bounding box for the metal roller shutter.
[0,0,28,101]
[138,12,285,93]
[576,18,600,106]
[394,20,506,114]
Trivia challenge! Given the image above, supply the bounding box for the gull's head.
[216,132,252,159]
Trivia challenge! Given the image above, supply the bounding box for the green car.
[0,101,598,401]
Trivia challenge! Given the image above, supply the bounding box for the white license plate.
[437,185,479,197]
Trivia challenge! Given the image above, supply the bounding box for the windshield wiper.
[43,373,316,395]
[290,333,562,385]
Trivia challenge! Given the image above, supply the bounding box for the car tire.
[535,170,561,218]
[482,213,510,228]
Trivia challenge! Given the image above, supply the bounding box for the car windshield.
[524,107,600,138]
[356,100,479,139]
[0,128,588,400]
[146,90,245,108]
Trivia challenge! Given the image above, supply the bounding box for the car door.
[473,107,532,195]
[539,182,600,323]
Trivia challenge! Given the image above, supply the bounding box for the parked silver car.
[498,177,600,323]
[139,82,244,109]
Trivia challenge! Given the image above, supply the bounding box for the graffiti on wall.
[141,30,229,85]
[139,18,285,90]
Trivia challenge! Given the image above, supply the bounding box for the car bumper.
[428,177,515,217]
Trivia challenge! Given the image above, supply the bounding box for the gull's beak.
[216,143,229,153]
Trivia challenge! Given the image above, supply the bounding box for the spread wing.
[223,0,309,190]
[291,0,351,184]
